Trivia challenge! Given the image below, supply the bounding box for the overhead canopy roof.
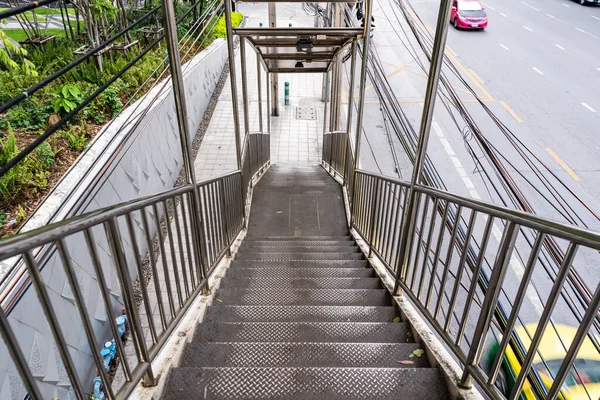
[234,28,363,73]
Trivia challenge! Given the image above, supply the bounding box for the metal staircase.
[161,166,450,399]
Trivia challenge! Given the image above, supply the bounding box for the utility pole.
[269,3,279,116]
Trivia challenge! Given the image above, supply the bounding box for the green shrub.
[52,84,83,114]
[212,12,243,39]
[0,126,48,203]
[35,142,55,168]
[62,126,87,151]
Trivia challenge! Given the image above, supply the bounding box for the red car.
[450,0,488,30]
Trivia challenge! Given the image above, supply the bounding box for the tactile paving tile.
[163,367,450,399]
[205,305,397,322]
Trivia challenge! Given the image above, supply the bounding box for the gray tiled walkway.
[194,3,325,181]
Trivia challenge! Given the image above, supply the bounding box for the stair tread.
[225,267,375,278]
[215,288,390,306]
[163,367,449,400]
[242,240,356,246]
[239,245,361,253]
[235,252,364,260]
[205,305,398,322]
[231,260,369,268]
[220,277,382,289]
[193,322,410,343]
[179,342,429,368]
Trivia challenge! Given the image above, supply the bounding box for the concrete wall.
[0,39,227,400]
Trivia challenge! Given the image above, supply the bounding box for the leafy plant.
[16,204,26,223]
[62,126,87,151]
[0,28,38,76]
[0,210,6,228]
[35,142,55,168]
[53,84,83,114]
[0,126,48,203]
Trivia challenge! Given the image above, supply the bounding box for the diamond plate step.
[225,267,375,278]
[219,277,382,290]
[193,322,410,343]
[242,240,356,246]
[215,288,390,306]
[179,342,428,368]
[238,245,361,253]
[235,252,365,261]
[205,305,398,322]
[245,236,352,241]
[163,367,450,400]
[231,260,369,268]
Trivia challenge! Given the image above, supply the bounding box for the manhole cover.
[295,106,317,120]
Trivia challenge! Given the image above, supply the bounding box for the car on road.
[488,323,600,399]
[576,0,600,5]
[450,0,488,30]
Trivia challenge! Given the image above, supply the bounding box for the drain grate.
[295,106,317,120]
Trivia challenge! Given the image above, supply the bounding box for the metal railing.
[323,132,600,400]
[241,132,271,207]
[0,169,255,399]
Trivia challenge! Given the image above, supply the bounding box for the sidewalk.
[193,2,326,181]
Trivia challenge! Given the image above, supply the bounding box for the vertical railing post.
[0,303,44,400]
[219,178,232,257]
[224,0,243,169]
[547,277,600,399]
[460,221,519,388]
[105,219,156,387]
[393,0,453,296]
[257,58,263,133]
[56,240,115,399]
[161,0,209,288]
[22,251,86,399]
[266,72,271,134]
[343,41,357,186]
[353,0,373,169]
[368,179,381,258]
[240,37,250,139]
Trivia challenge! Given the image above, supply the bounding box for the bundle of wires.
[337,0,600,397]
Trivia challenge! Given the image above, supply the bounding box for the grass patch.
[3,28,66,42]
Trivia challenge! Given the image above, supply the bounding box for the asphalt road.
[341,0,600,376]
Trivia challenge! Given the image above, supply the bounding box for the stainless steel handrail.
[323,132,600,400]
[0,158,270,398]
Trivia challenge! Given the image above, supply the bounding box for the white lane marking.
[555,44,566,50]
[432,121,445,138]
[499,43,510,50]
[469,190,481,199]
[523,25,534,31]
[462,177,475,190]
[582,102,597,113]
[482,2,495,10]
[575,27,586,33]
[521,1,540,11]
[597,67,600,72]
[591,15,600,21]
[546,13,556,19]
[562,2,570,7]
[440,139,456,155]
[500,12,508,17]
[532,67,544,75]
[434,120,543,317]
